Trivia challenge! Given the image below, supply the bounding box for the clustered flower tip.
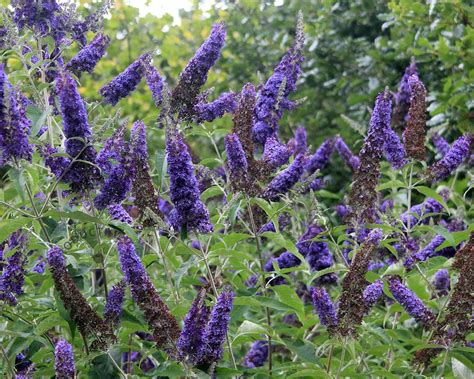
[310,286,338,330]
[66,32,110,75]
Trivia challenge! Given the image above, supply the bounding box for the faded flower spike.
[99,54,147,105]
[66,33,110,75]
[403,75,427,161]
[201,288,234,364]
[177,288,210,363]
[428,133,473,182]
[310,286,338,332]
[171,23,226,119]
[166,127,213,233]
[387,276,435,328]
[54,339,76,379]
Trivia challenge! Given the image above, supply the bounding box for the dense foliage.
[0,0,473,378]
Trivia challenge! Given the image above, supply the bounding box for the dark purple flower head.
[404,235,445,270]
[39,144,70,178]
[432,269,450,296]
[393,59,418,128]
[56,72,100,192]
[302,177,324,193]
[54,339,75,379]
[107,203,133,225]
[0,231,27,305]
[310,286,338,330]
[431,134,450,158]
[387,276,435,327]
[66,33,110,75]
[259,213,291,234]
[243,340,268,368]
[305,138,335,175]
[384,127,407,168]
[262,135,292,169]
[104,281,125,326]
[142,57,164,108]
[0,65,33,166]
[177,289,210,363]
[428,134,473,182]
[122,351,156,373]
[225,133,248,181]
[94,164,133,209]
[194,92,237,123]
[293,126,307,155]
[96,124,126,175]
[166,128,213,233]
[335,136,359,171]
[363,279,384,310]
[171,23,226,118]
[400,197,444,227]
[335,204,349,218]
[379,199,394,213]
[263,153,306,201]
[201,288,234,363]
[12,0,61,36]
[99,54,147,105]
[264,251,301,286]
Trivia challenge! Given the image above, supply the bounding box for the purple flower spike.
[94,164,133,210]
[262,153,306,201]
[142,58,164,108]
[0,64,33,166]
[66,33,110,75]
[225,133,248,181]
[177,289,210,363]
[166,129,213,233]
[305,138,335,175]
[54,339,75,379]
[335,136,359,171]
[404,235,445,270]
[107,203,133,225]
[363,279,384,310]
[194,92,237,123]
[201,288,234,363]
[99,55,146,105]
[431,134,450,158]
[0,232,27,305]
[387,276,435,327]
[56,72,100,192]
[384,127,407,169]
[96,125,126,175]
[39,144,71,178]
[104,281,125,326]
[432,269,450,296]
[171,23,226,118]
[367,228,383,246]
[243,340,268,368]
[262,135,292,169]
[294,126,307,155]
[428,134,473,182]
[393,59,418,127]
[400,197,444,227]
[310,286,338,330]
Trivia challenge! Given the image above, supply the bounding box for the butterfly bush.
[0,4,473,378]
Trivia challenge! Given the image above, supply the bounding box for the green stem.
[336,338,348,379]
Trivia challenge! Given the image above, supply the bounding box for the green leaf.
[44,210,103,224]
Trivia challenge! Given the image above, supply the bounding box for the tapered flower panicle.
[201,288,234,363]
[384,127,407,168]
[56,72,100,192]
[66,33,110,75]
[117,236,180,350]
[0,64,33,166]
[142,58,164,107]
[305,138,335,175]
[400,196,444,227]
[404,235,445,269]
[262,153,306,201]
[96,124,126,175]
[335,136,359,171]
[47,246,115,350]
[262,136,292,169]
[403,75,426,160]
[39,144,71,178]
[243,341,268,368]
[130,121,161,227]
[225,133,248,186]
[171,23,226,119]
[393,59,418,128]
[310,287,338,332]
[363,279,384,310]
[0,231,28,305]
[166,127,212,233]
[177,288,210,363]
[293,126,307,156]
[194,92,237,123]
[348,91,392,223]
[99,55,146,105]
[428,134,473,182]
[54,339,75,379]
[336,229,382,336]
[12,0,61,36]
[414,234,474,366]
[387,276,435,328]
[253,13,304,143]
[104,281,125,326]
[95,164,133,209]
[431,134,450,157]
[432,269,450,296]
[107,204,133,225]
